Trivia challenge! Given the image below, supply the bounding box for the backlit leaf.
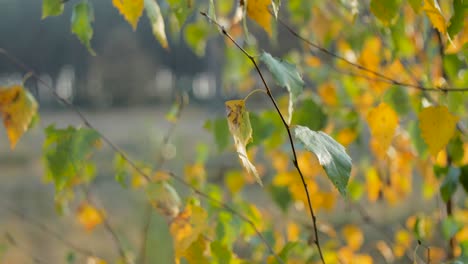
[0,85,38,149]
[419,105,459,156]
[423,0,447,34]
[448,0,466,38]
[146,181,181,218]
[71,1,96,56]
[76,202,103,231]
[293,126,352,196]
[260,52,305,124]
[184,20,211,56]
[112,0,144,30]
[43,125,101,192]
[145,0,168,49]
[366,102,399,155]
[167,0,192,27]
[247,0,272,35]
[42,0,64,18]
[370,0,399,24]
[225,100,261,185]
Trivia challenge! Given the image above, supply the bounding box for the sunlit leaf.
[43,125,101,192]
[260,52,305,124]
[112,0,144,30]
[146,181,181,218]
[145,0,168,49]
[370,0,399,24]
[76,202,103,231]
[423,0,447,34]
[71,1,96,56]
[225,100,261,185]
[366,102,399,155]
[247,0,273,35]
[293,126,352,196]
[42,0,64,18]
[418,105,459,156]
[0,84,38,149]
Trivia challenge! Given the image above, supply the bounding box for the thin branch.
[275,16,468,92]
[200,11,325,263]
[0,48,282,263]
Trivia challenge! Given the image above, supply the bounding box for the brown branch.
[275,16,468,93]
[200,11,325,264]
[0,48,282,263]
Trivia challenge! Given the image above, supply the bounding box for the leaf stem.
[201,11,326,264]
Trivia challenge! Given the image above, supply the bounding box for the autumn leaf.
[370,0,399,25]
[145,0,168,49]
[366,102,399,155]
[76,202,103,231]
[342,224,364,251]
[225,100,261,185]
[112,0,144,30]
[423,0,447,34]
[0,84,38,149]
[419,105,459,156]
[71,1,96,56]
[247,0,273,35]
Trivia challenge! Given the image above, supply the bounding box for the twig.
[275,16,468,92]
[200,11,325,263]
[0,48,282,263]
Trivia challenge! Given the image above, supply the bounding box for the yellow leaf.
[112,0,144,30]
[342,224,364,251]
[225,100,261,185]
[318,82,338,106]
[77,203,103,231]
[337,127,358,147]
[287,222,300,241]
[246,0,272,36]
[419,105,459,156]
[423,0,447,34]
[367,103,398,155]
[366,167,382,202]
[0,85,38,149]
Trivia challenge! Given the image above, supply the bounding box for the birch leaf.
[367,102,399,154]
[145,0,168,49]
[112,0,144,30]
[225,100,261,185]
[247,0,272,35]
[423,0,447,34]
[71,1,96,56]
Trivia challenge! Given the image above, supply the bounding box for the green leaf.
[145,0,168,49]
[184,20,211,56]
[278,241,299,261]
[211,241,232,264]
[448,0,466,37]
[408,0,422,13]
[42,0,64,19]
[441,216,461,240]
[167,0,192,28]
[457,241,468,263]
[347,180,364,201]
[440,166,460,202]
[370,0,400,24]
[249,112,275,145]
[292,98,327,130]
[269,185,292,212]
[293,126,352,196]
[460,164,468,193]
[113,153,129,188]
[71,1,96,55]
[204,118,230,152]
[383,86,411,115]
[447,135,464,163]
[43,125,101,192]
[260,51,305,124]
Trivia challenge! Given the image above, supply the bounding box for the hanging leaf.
[112,0,144,30]
[43,125,101,192]
[247,0,273,35]
[260,52,305,124]
[366,102,399,155]
[293,126,352,196]
[418,105,459,156]
[225,100,261,185]
[146,181,181,218]
[370,0,399,25]
[144,0,168,49]
[167,0,192,27]
[423,0,447,34]
[42,0,64,18]
[0,85,38,149]
[76,202,103,231]
[71,1,96,56]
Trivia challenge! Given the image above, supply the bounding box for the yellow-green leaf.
[423,0,447,34]
[144,0,168,49]
[370,0,399,25]
[0,85,38,149]
[42,0,64,19]
[367,102,399,154]
[112,0,144,30]
[247,0,272,35]
[225,100,261,185]
[71,1,96,56]
[419,105,459,156]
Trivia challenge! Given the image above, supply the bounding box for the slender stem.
[244,89,267,102]
[0,47,282,263]
[201,12,325,263]
[275,16,468,92]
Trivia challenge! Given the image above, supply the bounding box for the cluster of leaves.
[0,0,468,263]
